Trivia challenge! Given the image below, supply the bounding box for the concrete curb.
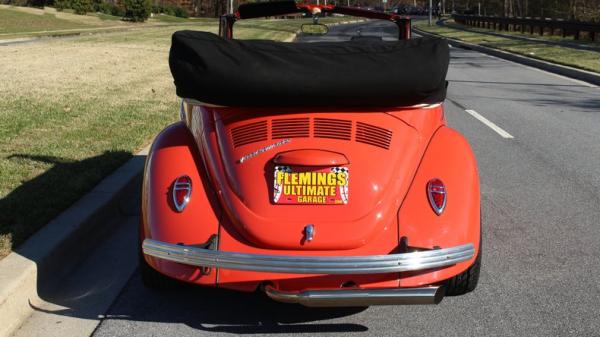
[326,19,368,27]
[0,27,137,46]
[0,148,148,337]
[283,32,299,42]
[414,27,600,86]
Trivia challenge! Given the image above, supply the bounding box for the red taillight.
[427,178,446,215]
[172,175,192,212]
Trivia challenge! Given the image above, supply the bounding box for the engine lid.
[207,108,433,250]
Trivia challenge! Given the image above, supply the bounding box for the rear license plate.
[273,166,349,205]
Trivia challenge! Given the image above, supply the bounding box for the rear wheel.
[139,234,174,289]
[443,240,481,296]
[139,251,174,289]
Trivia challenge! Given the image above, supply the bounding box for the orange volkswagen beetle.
[139,1,481,307]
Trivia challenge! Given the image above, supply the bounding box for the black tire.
[139,253,172,289]
[443,239,481,296]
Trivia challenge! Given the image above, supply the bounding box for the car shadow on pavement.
[31,270,369,334]
[124,273,368,333]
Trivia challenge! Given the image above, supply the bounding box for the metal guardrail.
[452,14,600,42]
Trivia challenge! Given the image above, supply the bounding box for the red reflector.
[172,175,192,212]
[427,178,446,215]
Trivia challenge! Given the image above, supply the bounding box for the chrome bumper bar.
[142,239,475,275]
[264,285,444,306]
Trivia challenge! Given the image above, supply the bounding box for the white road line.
[464,109,514,139]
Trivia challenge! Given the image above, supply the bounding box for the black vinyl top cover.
[237,0,301,19]
[169,31,450,107]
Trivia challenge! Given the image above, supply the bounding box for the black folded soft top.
[169,31,449,107]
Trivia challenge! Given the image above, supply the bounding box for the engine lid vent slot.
[229,118,392,150]
[231,121,268,148]
[355,122,392,150]
[272,118,310,139]
[314,118,352,140]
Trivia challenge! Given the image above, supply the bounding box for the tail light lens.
[427,178,446,215]
[172,175,192,212]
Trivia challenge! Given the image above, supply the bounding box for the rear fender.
[141,122,221,285]
[398,126,481,287]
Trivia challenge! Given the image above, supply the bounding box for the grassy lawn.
[414,19,600,74]
[0,5,99,35]
[0,15,357,259]
[0,5,356,40]
[0,5,213,39]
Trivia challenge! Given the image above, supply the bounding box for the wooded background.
[3,0,599,21]
[216,0,600,21]
[401,0,600,21]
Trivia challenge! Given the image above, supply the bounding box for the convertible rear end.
[139,1,481,307]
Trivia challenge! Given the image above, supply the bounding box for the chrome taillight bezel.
[172,175,192,212]
[427,178,446,216]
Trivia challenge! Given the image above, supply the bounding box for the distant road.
[297,20,403,42]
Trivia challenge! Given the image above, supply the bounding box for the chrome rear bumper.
[142,239,474,274]
[264,285,444,306]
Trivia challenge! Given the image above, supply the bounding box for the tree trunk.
[569,0,576,20]
[515,0,522,17]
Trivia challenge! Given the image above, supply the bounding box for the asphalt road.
[26,21,600,337]
[297,20,402,42]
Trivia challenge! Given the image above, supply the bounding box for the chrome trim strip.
[179,100,187,121]
[142,239,475,275]
[410,103,442,109]
[181,98,443,109]
[182,98,226,108]
[264,285,444,307]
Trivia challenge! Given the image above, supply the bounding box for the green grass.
[151,13,190,23]
[95,12,123,21]
[0,7,97,35]
[0,16,360,259]
[148,14,218,23]
[0,6,216,39]
[414,20,600,74]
